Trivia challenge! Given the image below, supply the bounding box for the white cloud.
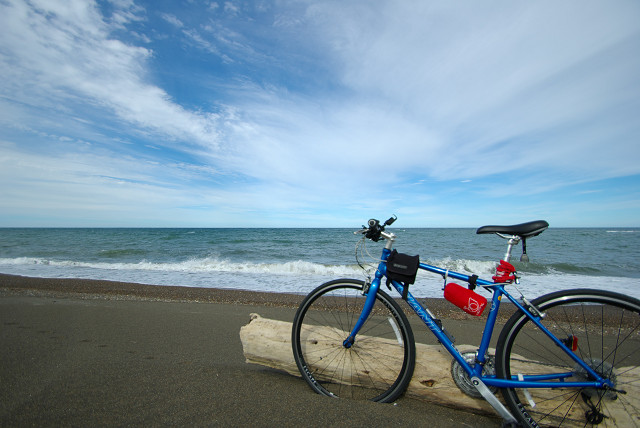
[161,13,183,28]
[0,0,638,226]
[0,140,226,225]
[295,1,640,182]
[0,0,221,151]
[160,0,639,201]
[223,1,239,15]
[188,0,640,210]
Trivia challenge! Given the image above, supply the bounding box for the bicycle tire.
[291,278,416,402]
[495,289,640,427]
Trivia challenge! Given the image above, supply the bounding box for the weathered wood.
[240,314,640,425]
[239,313,493,412]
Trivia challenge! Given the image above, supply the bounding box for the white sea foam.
[2,256,640,300]
[0,257,360,277]
[426,257,498,276]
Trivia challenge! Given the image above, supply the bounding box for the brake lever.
[384,215,397,226]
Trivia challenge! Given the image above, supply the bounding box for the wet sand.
[1,274,500,427]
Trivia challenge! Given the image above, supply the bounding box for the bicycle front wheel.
[291,279,415,402]
[496,289,640,427]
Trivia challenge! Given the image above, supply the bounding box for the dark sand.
[1,274,500,427]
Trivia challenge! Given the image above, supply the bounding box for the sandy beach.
[1,274,499,427]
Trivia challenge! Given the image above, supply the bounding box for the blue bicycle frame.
[345,246,613,391]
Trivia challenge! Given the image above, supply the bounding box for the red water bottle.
[444,283,487,316]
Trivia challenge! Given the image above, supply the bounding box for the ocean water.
[0,227,639,300]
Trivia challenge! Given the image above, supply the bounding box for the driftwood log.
[240,313,494,413]
[240,314,640,425]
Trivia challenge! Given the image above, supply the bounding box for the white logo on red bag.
[465,297,485,315]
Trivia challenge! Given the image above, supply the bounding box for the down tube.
[392,280,474,372]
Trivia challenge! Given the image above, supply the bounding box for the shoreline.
[0,272,307,307]
[0,273,488,319]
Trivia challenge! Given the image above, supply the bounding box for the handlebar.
[356,215,397,242]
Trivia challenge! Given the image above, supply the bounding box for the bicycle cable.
[355,235,378,280]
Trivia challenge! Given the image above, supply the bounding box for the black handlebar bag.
[386,249,419,300]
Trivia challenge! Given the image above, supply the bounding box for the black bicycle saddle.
[476,220,549,238]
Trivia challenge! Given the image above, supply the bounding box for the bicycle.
[291,216,640,427]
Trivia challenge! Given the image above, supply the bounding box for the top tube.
[418,262,494,287]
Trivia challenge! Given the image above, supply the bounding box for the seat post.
[503,235,520,262]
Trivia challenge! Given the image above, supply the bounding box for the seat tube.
[343,249,390,348]
[476,286,504,365]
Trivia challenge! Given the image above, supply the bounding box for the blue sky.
[1,0,639,227]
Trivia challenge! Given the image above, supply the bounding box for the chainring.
[451,351,498,398]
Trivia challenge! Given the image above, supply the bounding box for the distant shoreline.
[0,273,307,307]
[0,272,492,320]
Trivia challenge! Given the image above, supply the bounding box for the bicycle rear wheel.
[496,289,640,427]
[291,279,415,402]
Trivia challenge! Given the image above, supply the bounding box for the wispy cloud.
[0,0,638,226]
[300,2,640,181]
[160,13,183,28]
[0,0,221,152]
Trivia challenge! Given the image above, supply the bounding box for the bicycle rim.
[291,279,415,402]
[496,289,640,427]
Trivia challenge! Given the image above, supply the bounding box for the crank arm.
[471,377,518,424]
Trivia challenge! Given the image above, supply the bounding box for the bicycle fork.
[343,278,380,348]
[344,249,392,348]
